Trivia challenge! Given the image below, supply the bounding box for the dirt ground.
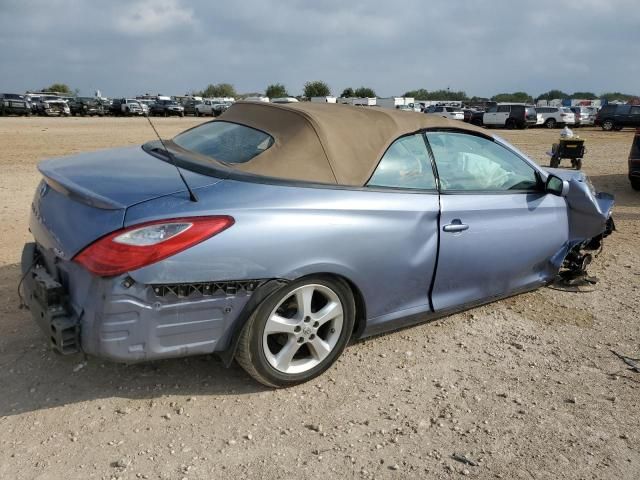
[0,117,638,480]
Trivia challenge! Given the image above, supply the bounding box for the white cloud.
[115,0,195,35]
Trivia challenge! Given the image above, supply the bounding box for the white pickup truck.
[195,100,231,117]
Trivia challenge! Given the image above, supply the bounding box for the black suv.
[595,104,640,131]
[0,93,32,116]
[68,97,106,116]
[149,100,185,117]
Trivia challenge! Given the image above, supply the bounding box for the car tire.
[505,118,516,130]
[575,158,582,170]
[195,110,199,117]
[602,119,615,131]
[630,178,640,191]
[236,276,355,388]
[545,118,557,129]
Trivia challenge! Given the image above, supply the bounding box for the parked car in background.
[99,98,113,115]
[26,95,41,114]
[0,93,32,116]
[629,128,640,190]
[424,105,464,120]
[271,97,300,104]
[21,102,614,387]
[195,100,230,117]
[535,106,576,128]
[212,102,232,117]
[469,110,485,126]
[595,104,640,131]
[34,95,71,116]
[137,100,153,115]
[111,98,143,116]
[150,99,185,117]
[182,98,201,116]
[483,104,537,129]
[68,97,106,116]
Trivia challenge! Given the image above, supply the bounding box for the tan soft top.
[219,101,487,186]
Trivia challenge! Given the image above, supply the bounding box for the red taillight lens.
[74,216,234,276]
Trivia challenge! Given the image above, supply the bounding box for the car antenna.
[143,108,198,202]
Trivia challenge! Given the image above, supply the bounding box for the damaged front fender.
[545,169,615,276]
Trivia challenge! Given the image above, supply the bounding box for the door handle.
[443,219,469,232]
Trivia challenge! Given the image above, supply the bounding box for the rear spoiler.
[38,161,124,210]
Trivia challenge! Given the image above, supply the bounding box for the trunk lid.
[32,146,221,260]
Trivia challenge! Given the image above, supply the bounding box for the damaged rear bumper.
[20,242,263,362]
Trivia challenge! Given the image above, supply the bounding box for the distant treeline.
[36,82,638,104]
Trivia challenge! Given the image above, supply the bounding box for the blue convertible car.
[21,102,614,386]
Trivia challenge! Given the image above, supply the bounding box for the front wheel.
[602,119,615,131]
[236,276,355,388]
[545,118,557,129]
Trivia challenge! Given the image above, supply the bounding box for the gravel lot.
[0,117,638,480]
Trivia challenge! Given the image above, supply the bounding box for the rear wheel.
[545,118,557,129]
[574,158,582,170]
[602,119,615,131]
[505,118,516,130]
[236,276,355,388]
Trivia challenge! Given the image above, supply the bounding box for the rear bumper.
[21,242,257,362]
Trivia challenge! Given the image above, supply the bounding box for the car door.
[629,106,640,127]
[496,105,511,126]
[425,131,569,312]
[483,105,498,125]
[364,133,441,329]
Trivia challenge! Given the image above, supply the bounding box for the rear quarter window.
[173,121,274,164]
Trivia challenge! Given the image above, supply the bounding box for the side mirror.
[546,174,570,197]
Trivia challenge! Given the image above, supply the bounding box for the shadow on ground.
[0,263,266,418]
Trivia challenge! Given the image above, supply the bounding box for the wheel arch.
[218,270,368,367]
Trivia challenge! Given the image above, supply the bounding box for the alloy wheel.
[262,284,344,374]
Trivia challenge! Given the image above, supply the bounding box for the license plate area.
[26,263,80,355]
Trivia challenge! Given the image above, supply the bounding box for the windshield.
[173,121,274,164]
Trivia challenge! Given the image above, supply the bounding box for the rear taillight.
[74,216,234,276]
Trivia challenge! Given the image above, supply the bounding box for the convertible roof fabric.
[219,101,486,186]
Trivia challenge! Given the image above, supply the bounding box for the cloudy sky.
[1,0,638,98]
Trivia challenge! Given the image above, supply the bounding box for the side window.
[486,106,497,113]
[367,134,436,190]
[425,132,539,192]
[630,106,640,115]
[497,105,510,113]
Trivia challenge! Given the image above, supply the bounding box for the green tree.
[600,92,635,102]
[200,83,237,98]
[536,89,569,101]
[354,86,376,98]
[425,89,468,101]
[44,83,73,94]
[340,87,354,98]
[303,80,331,98]
[403,89,429,100]
[491,92,533,103]
[265,83,288,98]
[570,91,597,100]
